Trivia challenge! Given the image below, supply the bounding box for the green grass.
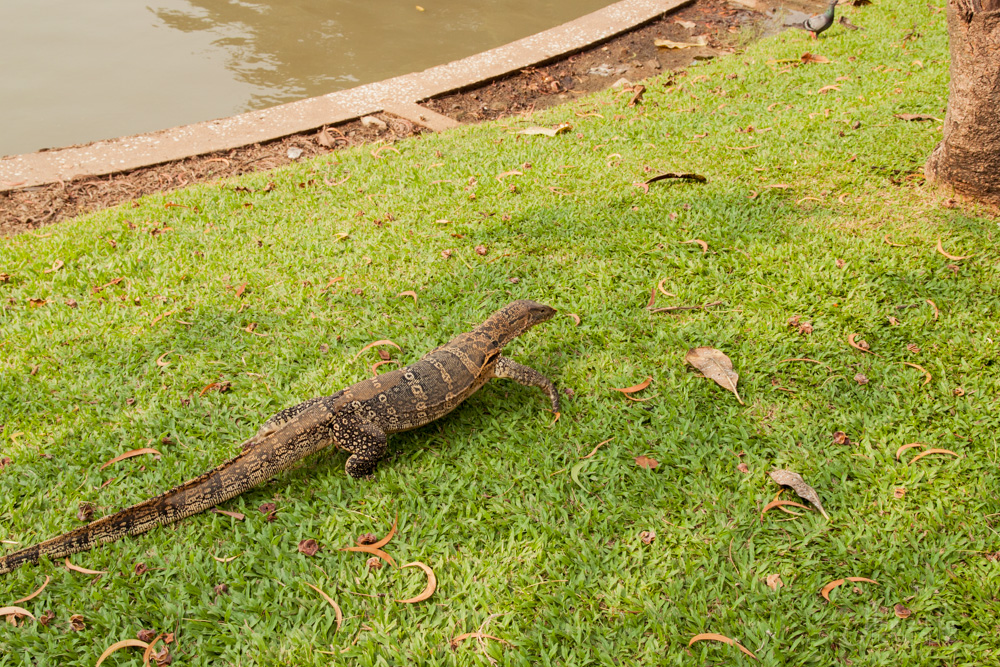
[2,0,999,664]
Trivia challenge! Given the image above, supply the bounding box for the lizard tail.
[0,442,282,576]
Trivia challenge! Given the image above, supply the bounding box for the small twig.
[649,300,722,313]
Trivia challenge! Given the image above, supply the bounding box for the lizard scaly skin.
[0,300,559,575]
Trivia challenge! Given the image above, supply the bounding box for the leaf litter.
[688,633,758,660]
[396,561,436,604]
[768,470,830,520]
[685,347,743,404]
[821,577,879,601]
[305,583,344,631]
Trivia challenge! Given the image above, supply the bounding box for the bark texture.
[924,0,1000,205]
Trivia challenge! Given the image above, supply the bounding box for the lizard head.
[490,299,556,344]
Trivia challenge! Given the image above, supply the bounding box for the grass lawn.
[2,0,998,664]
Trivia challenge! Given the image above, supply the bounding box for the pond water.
[0,0,613,157]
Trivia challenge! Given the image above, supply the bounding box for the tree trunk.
[924,0,1000,205]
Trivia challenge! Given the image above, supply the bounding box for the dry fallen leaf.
[69,614,86,631]
[634,455,659,469]
[935,238,973,261]
[566,313,581,326]
[800,52,831,64]
[768,470,830,520]
[95,639,150,667]
[854,373,869,385]
[397,290,418,304]
[639,529,656,544]
[298,539,320,556]
[353,339,401,362]
[518,123,572,137]
[680,239,709,253]
[832,431,851,446]
[580,437,613,460]
[655,35,708,49]
[909,448,959,464]
[821,577,879,601]
[737,462,750,474]
[901,361,931,385]
[883,234,906,247]
[685,347,744,405]
[766,574,783,591]
[0,606,36,623]
[450,632,510,650]
[894,603,912,618]
[926,299,939,320]
[99,448,162,471]
[396,561,436,603]
[65,558,106,575]
[305,583,343,631]
[688,633,758,660]
[211,508,245,521]
[895,442,925,460]
[11,576,50,605]
[761,499,808,517]
[894,487,906,499]
[43,260,65,274]
[611,376,652,395]
[847,333,880,356]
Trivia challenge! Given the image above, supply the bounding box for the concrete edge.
[0,0,691,192]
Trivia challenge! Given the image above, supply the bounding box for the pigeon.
[799,0,838,39]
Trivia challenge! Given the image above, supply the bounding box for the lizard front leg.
[332,411,389,479]
[492,355,560,412]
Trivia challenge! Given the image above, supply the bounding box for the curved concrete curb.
[0,0,690,192]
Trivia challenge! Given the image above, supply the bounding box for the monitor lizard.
[0,299,560,575]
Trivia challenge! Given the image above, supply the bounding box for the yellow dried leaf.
[95,639,149,667]
[99,448,162,471]
[685,347,743,404]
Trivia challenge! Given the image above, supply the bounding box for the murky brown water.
[0,0,613,157]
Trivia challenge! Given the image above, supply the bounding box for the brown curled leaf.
[396,561,436,603]
[305,582,343,631]
[95,639,150,667]
[657,279,676,297]
[688,633,758,660]
[579,438,614,460]
[821,577,879,601]
[371,360,399,376]
[909,448,960,464]
[341,546,397,567]
[565,313,581,326]
[155,351,174,367]
[397,291,418,304]
[611,376,652,394]
[936,239,973,261]
[901,362,931,385]
[926,299,939,320]
[883,234,905,247]
[11,576,50,604]
[212,554,239,563]
[680,239,709,253]
[211,508,245,521]
[141,634,164,667]
[647,285,657,309]
[353,339,401,361]
[761,499,808,517]
[0,606,36,621]
[895,442,925,460]
[847,333,880,356]
[100,448,162,471]
[64,558,107,575]
[368,513,398,549]
[450,632,510,649]
[685,347,743,404]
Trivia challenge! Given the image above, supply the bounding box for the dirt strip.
[0,0,802,236]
